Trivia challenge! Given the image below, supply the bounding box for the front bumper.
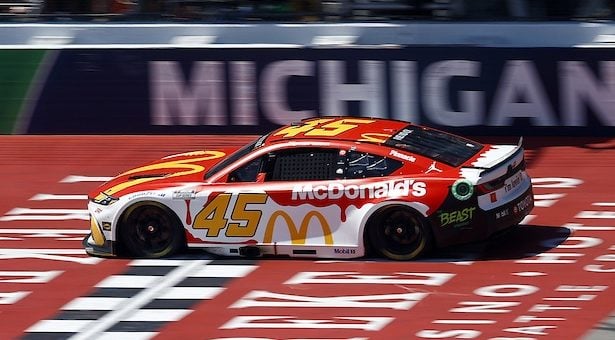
[83,234,117,257]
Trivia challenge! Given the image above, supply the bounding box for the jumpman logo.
[425,161,443,174]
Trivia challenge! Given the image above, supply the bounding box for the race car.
[84,117,534,260]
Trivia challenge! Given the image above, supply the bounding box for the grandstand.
[0,1,612,22]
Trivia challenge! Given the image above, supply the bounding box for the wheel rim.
[129,206,175,255]
[380,209,424,256]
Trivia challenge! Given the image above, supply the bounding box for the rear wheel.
[118,203,185,258]
[367,206,431,260]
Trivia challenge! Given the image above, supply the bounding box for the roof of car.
[264,116,410,146]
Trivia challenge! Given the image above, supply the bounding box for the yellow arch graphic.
[97,151,225,199]
[359,132,391,143]
[264,210,334,245]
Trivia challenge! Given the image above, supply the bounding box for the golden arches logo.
[263,210,333,245]
[359,132,391,143]
[97,151,225,199]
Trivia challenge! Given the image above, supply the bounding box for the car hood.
[89,149,231,200]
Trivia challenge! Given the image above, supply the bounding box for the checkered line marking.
[22,259,257,340]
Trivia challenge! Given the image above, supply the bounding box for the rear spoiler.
[461,137,525,182]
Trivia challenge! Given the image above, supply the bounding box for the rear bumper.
[483,185,534,234]
[431,185,534,248]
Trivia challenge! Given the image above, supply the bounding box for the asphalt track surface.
[0,135,614,340]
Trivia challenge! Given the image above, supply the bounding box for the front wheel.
[367,206,432,260]
[118,203,185,258]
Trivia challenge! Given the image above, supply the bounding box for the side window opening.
[344,150,401,179]
[228,157,263,182]
[250,147,403,182]
[348,153,369,167]
[367,158,387,171]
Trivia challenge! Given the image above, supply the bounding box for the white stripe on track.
[69,260,208,340]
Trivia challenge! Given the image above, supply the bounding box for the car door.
[187,144,404,253]
[246,146,345,248]
[185,145,344,249]
[242,145,404,249]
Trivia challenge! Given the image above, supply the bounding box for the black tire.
[367,206,432,260]
[118,203,185,258]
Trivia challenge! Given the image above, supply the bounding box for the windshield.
[204,135,265,179]
[385,125,483,167]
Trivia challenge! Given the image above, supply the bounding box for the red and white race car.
[84,117,534,260]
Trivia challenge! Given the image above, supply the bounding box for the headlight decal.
[93,192,119,206]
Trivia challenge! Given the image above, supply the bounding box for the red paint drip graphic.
[266,178,420,223]
[185,199,192,225]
